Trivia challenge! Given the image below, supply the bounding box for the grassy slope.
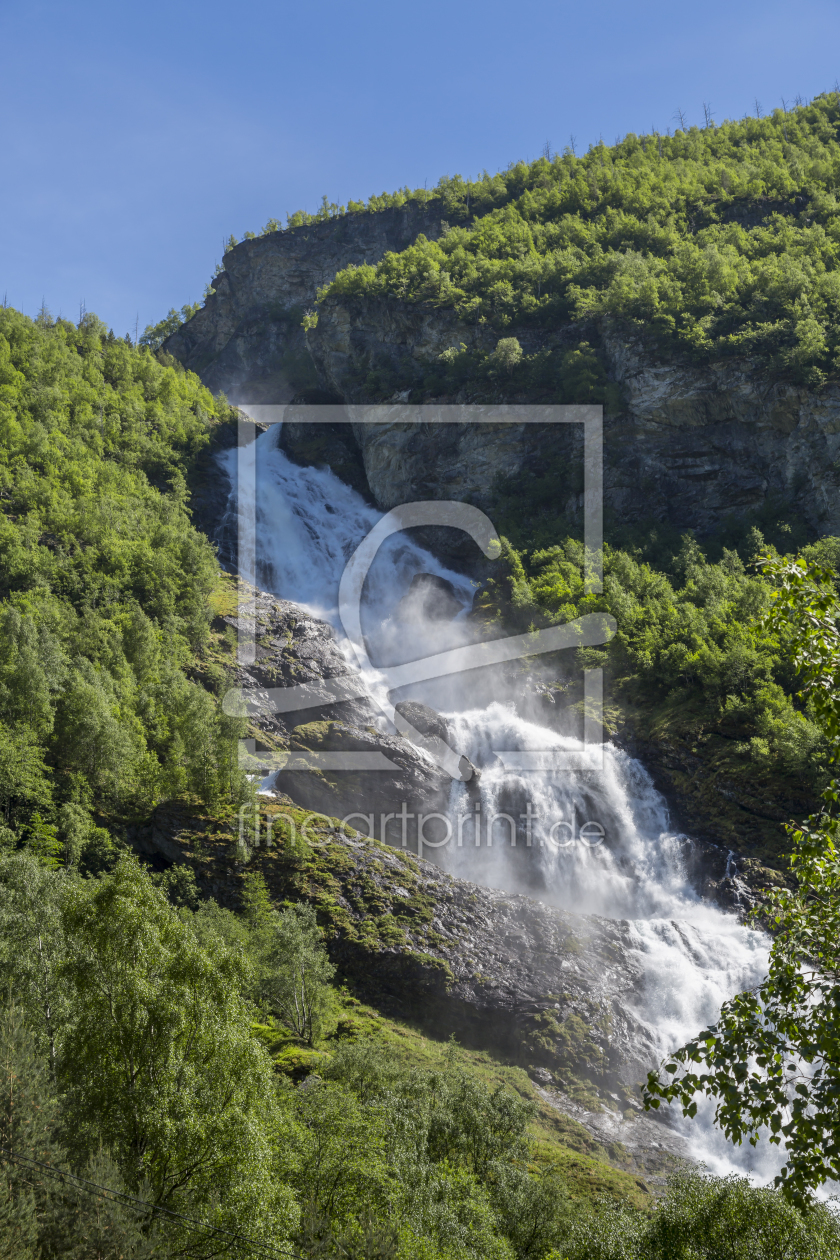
[265,997,655,1210]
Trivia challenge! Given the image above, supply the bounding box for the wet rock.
[220,583,464,842]
[396,573,465,622]
[392,700,480,786]
[394,700,451,745]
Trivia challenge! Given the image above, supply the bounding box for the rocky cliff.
[164,202,446,402]
[307,292,840,539]
[218,582,458,842]
[167,214,840,539]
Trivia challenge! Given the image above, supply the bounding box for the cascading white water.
[219,424,781,1179]
[443,707,776,1177]
[219,427,475,632]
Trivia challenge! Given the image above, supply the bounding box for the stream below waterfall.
[221,423,785,1182]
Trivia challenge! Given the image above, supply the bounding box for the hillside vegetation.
[472,527,840,864]
[318,92,840,390]
[0,307,246,866]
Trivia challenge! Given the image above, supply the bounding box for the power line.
[0,1144,299,1259]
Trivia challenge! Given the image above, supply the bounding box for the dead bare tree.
[674,108,687,130]
[702,102,713,128]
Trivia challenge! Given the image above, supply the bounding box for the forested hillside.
[0,307,245,863]
[3,311,837,1257]
[315,91,840,393]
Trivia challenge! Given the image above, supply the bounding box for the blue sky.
[2,0,838,337]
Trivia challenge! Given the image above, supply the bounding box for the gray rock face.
[171,196,840,536]
[600,326,840,537]
[333,838,663,1097]
[394,700,451,745]
[163,203,446,402]
[395,573,465,622]
[219,583,470,842]
[308,294,840,537]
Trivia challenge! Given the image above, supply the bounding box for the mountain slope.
[0,306,246,858]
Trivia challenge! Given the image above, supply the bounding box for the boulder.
[395,573,465,622]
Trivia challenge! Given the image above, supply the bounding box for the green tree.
[24,814,61,870]
[0,727,52,831]
[42,1149,159,1260]
[259,902,335,1044]
[488,337,523,374]
[424,1068,535,1178]
[644,552,840,1204]
[0,1008,55,1260]
[0,611,64,738]
[285,1078,391,1235]
[57,804,92,869]
[240,869,275,931]
[313,1045,521,1260]
[0,855,69,1076]
[0,1006,158,1260]
[57,857,297,1251]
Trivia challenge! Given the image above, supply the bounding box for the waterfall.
[218,424,782,1180]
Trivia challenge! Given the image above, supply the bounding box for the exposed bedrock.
[167,204,840,538]
[307,293,840,538]
[395,573,465,622]
[219,584,484,844]
[163,203,446,402]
